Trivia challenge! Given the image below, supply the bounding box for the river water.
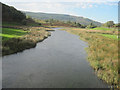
[2,28,108,88]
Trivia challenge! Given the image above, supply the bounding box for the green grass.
[0,28,27,41]
[91,27,117,31]
[100,34,118,40]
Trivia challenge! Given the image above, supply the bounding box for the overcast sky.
[1,0,119,23]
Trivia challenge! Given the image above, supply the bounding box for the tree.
[103,21,115,28]
[74,22,77,25]
[38,23,41,26]
[45,20,49,23]
[113,23,120,27]
[22,19,27,25]
[76,23,81,27]
[90,23,93,26]
[87,23,96,28]
[67,20,72,24]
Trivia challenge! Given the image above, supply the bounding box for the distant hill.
[2,2,26,22]
[25,12,102,26]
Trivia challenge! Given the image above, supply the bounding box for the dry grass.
[2,27,52,56]
[61,27,119,88]
[71,28,118,35]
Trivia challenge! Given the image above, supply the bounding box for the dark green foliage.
[103,21,115,28]
[2,3,26,22]
[87,23,97,28]
[22,19,27,25]
[39,23,41,26]
[81,25,87,28]
[25,17,39,26]
[74,22,77,25]
[76,23,81,27]
[73,22,86,28]
[113,23,120,28]
[45,20,49,23]
[2,2,40,26]
[67,21,72,24]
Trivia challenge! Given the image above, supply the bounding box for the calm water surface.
[3,28,108,88]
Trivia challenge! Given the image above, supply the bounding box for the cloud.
[5,2,97,14]
[74,3,94,8]
[9,2,70,14]
[3,1,117,16]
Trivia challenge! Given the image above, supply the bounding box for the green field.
[91,27,117,31]
[0,28,27,41]
[100,34,118,40]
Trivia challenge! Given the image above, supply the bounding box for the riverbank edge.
[60,28,118,89]
[2,27,52,56]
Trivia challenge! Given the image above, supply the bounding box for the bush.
[86,25,97,28]
[2,38,36,56]
[22,19,27,25]
[39,23,41,26]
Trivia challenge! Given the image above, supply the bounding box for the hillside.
[25,12,102,26]
[2,3,26,22]
[2,2,40,26]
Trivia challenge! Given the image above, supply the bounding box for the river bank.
[2,27,53,56]
[60,27,118,88]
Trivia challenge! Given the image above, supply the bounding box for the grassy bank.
[91,27,117,31]
[61,27,118,88]
[1,28,27,41]
[2,27,51,56]
[100,34,118,40]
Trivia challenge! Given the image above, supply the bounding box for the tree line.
[44,19,119,28]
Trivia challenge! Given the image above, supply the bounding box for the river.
[2,28,108,88]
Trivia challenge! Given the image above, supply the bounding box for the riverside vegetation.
[60,27,119,88]
[1,27,52,56]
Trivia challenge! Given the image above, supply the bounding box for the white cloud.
[10,2,70,14]
[3,1,117,15]
[4,2,97,14]
[74,3,94,8]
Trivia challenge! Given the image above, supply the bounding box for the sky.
[1,0,119,23]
